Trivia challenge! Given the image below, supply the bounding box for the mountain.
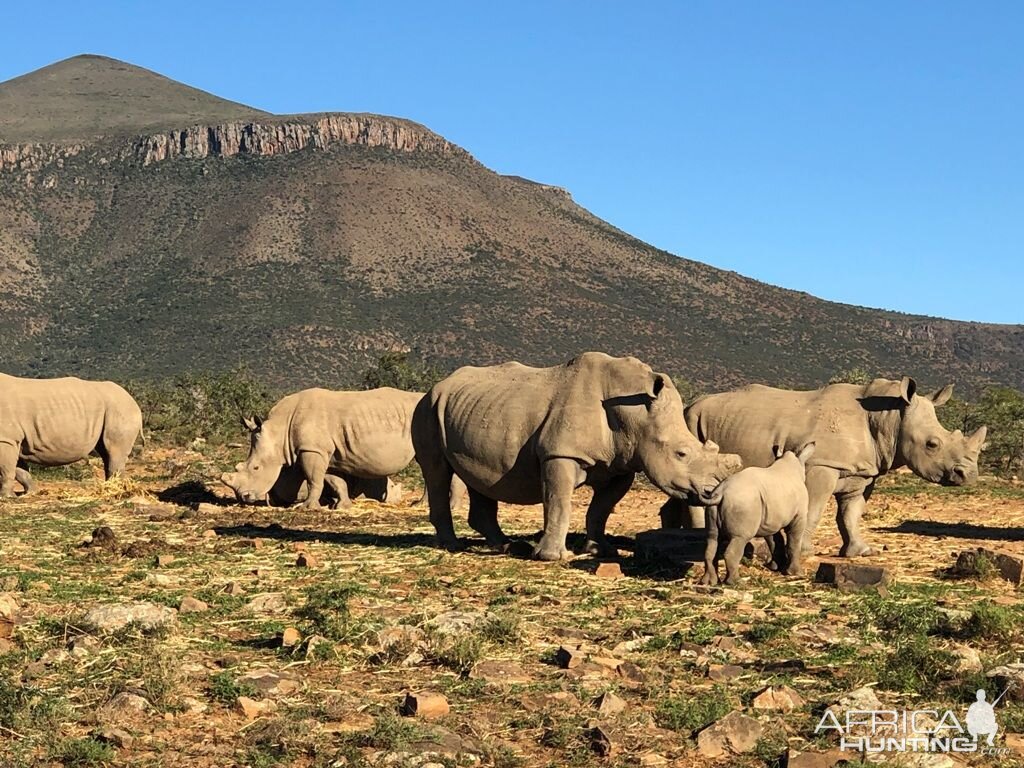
[1,55,1022,395]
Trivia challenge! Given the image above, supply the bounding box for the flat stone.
[986,664,1024,701]
[595,691,627,716]
[179,596,208,614]
[814,560,892,592]
[639,754,668,767]
[469,660,531,685]
[956,548,1024,585]
[951,645,983,674]
[83,602,177,633]
[295,552,320,568]
[321,711,376,734]
[237,696,277,719]
[707,663,745,681]
[520,691,580,712]
[426,610,485,636]
[222,581,245,596]
[751,685,805,712]
[94,727,134,749]
[400,691,449,719]
[280,627,301,647]
[696,710,762,757]
[617,660,646,684]
[237,669,300,696]
[155,554,175,567]
[247,593,287,613]
[555,645,584,669]
[594,562,623,578]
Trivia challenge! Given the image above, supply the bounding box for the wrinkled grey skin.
[664,377,987,557]
[268,463,404,509]
[0,372,143,496]
[700,443,815,586]
[412,352,742,560]
[221,387,463,510]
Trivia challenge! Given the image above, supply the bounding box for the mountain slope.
[1,56,1022,395]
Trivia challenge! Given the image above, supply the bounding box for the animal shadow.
[879,519,1024,542]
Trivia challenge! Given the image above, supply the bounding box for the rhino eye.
[926,438,941,450]
[675,450,687,459]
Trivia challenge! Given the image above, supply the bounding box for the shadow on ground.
[878,519,1024,541]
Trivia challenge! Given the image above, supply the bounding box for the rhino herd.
[0,353,987,584]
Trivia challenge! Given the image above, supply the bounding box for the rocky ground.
[2,447,1024,768]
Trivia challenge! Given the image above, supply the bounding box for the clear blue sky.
[4,2,1021,323]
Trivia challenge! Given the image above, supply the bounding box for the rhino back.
[433,362,558,501]
[292,388,421,476]
[0,375,123,464]
[687,384,877,474]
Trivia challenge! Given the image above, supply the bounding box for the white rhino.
[267,463,405,508]
[220,387,463,509]
[0,372,144,495]
[700,443,815,585]
[665,377,987,557]
[412,352,742,560]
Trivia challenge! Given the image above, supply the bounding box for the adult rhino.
[662,377,987,557]
[0,372,143,495]
[412,352,742,560]
[267,463,405,508]
[221,387,463,509]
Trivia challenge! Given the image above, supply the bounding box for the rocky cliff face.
[0,114,466,181]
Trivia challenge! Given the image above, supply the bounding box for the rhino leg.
[765,532,784,571]
[783,512,806,575]
[15,464,35,495]
[323,475,351,509]
[722,536,747,585]
[803,466,840,554]
[467,489,509,550]
[699,508,721,585]
[836,482,875,557]
[0,444,18,497]
[416,455,461,551]
[659,497,684,528]
[533,458,585,561]
[99,425,136,480]
[297,451,327,510]
[583,472,634,558]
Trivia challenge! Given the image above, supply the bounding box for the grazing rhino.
[663,377,987,557]
[0,372,143,495]
[412,352,742,560]
[220,387,463,509]
[700,443,815,585]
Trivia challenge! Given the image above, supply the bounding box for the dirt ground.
[2,447,1024,768]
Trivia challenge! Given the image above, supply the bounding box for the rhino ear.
[241,416,257,432]
[968,425,988,451]
[899,376,917,404]
[651,374,666,399]
[704,440,720,454]
[929,384,954,407]
[863,376,917,405]
[797,442,816,462]
[772,444,784,460]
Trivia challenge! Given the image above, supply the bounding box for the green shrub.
[361,352,442,392]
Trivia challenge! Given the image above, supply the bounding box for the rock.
[146,573,172,586]
[155,554,175,567]
[814,560,892,592]
[179,596,209,614]
[956,547,1024,585]
[246,593,287,613]
[426,610,485,636]
[196,503,220,515]
[94,727,133,749]
[305,635,331,659]
[589,655,622,671]
[89,526,118,548]
[617,660,646,684]
[280,627,301,647]
[696,710,763,757]
[639,754,668,767]
[985,663,1024,701]
[594,562,623,578]
[555,645,584,669]
[0,638,16,654]
[400,691,450,719]
[142,505,179,522]
[235,538,263,549]
[784,748,851,768]
[222,581,245,596]
[469,660,531,685]
[201,529,218,539]
[951,645,983,674]
[377,624,426,651]
[751,685,805,712]
[182,696,209,714]
[104,692,149,718]
[707,663,745,682]
[588,724,614,757]
[520,691,580,712]
[321,711,375,734]
[39,648,69,666]
[237,696,278,719]
[594,691,627,715]
[0,592,19,638]
[83,602,177,633]
[295,552,320,568]
[237,669,300,696]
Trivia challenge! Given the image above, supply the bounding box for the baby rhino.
[700,443,815,585]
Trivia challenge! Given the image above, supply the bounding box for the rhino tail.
[699,486,724,507]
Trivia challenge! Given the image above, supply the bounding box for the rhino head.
[866,377,987,486]
[220,414,287,504]
[607,372,742,499]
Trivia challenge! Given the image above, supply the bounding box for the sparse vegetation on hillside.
[361,352,443,393]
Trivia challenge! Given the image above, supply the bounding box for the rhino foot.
[437,536,468,553]
[583,538,619,559]
[839,541,875,558]
[783,564,803,577]
[533,540,573,562]
[698,568,718,586]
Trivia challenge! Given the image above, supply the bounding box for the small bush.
[53,737,115,766]
[654,690,732,734]
[296,583,362,641]
[208,671,257,705]
[361,352,443,392]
